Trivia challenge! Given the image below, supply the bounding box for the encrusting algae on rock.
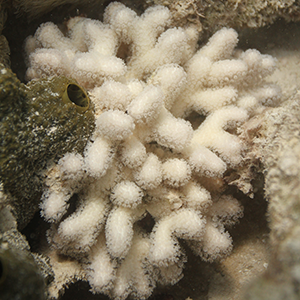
[0,64,95,229]
[20,2,282,299]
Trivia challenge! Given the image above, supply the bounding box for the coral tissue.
[24,2,280,299]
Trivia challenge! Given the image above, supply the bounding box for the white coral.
[25,2,280,299]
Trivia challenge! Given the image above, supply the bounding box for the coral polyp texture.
[24,2,280,299]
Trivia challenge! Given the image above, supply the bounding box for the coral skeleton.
[24,2,280,299]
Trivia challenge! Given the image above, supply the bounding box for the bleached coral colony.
[24,2,280,299]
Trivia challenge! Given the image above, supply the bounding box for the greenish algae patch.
[0,64,95,228]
